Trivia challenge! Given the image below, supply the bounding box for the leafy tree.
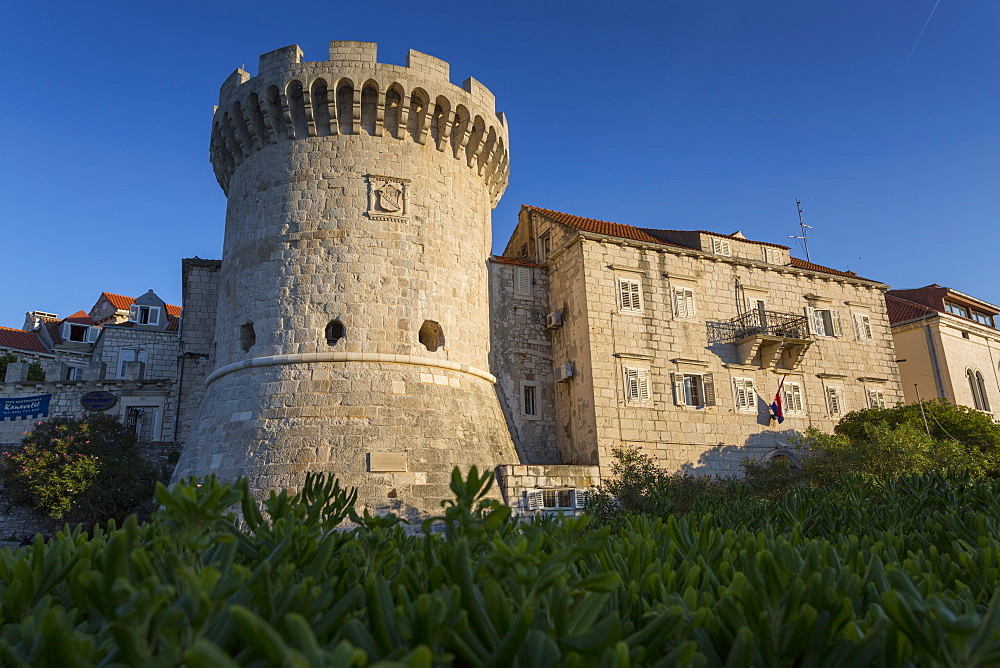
[834,399,1000,456]
[0,353,45,381]
[0,413,156,525]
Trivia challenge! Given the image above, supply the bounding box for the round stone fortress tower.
[172,41,517,514]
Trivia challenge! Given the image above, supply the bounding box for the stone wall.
[0,379,178,445]
[488,258,559,464]
[495,464,600,517]
[519,211,904,478]
[176,259,221,444]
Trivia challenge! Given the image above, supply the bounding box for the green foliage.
[3,469,1000,665]
[0,354,44,381]
[587,447,737,524]
[0,414,156,525]
[835,399,1000,456]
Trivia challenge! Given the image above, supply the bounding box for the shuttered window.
[867,388,886,409]
[514,267,532,297]
[764,247,782,264]
[624,366,651,403]
[618,278,643,313]
[734,378,756,411]
[784,382,804,413]
[827,386,845,416]
[672,372,715,407]
[711,237,732,256]
[673,287,696,319]
[853,313,873,341]
[805,307,842,337]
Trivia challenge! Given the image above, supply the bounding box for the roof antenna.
[789,199,813,263]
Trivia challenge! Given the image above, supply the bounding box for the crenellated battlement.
[210,41,509,205]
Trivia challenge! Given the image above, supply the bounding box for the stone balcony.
[730,309,812,370]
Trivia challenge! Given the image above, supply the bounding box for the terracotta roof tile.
[489,255,547,269]
[0,327,49,354]
[885,295,938,324]
[525,205,881,284]
[523,206,683,248]
[63,310,96,326]
[99,292,182,318]
[787,258,879,283]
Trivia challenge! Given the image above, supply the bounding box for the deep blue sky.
[2,0,997,328]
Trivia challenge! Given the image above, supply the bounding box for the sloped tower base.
[173,362,516,516]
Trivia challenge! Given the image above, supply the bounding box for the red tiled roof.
[524,206,684,248]
[525,205,881,284]
[788,258,880,284]
[885,295,938,324]
[63,310,96,325]
[99,292,182,318]
[0,327,49,354]
[489,255,547,269]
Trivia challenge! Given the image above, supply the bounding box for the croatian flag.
[771,375,787,424]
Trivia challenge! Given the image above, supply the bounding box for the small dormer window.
[711,237,732,256]
[68,324,89,342]
[945,302,970,319]
[764,247,782,264]
[973,311,995,327]
[130,305,161,325]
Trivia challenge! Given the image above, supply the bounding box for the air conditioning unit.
[546,310,564,329]
[554,362,574,383]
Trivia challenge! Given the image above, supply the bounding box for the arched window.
[968,368,991,411]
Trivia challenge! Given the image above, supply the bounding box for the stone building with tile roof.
[886,285,1000,416]
[491,205,904,476]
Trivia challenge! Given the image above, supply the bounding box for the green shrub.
[2,469,1000,665]
[587,447,739,523]
[0,353,45,381]
[0,414,156,525]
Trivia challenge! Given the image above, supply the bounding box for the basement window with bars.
[523,488,591,511]
[617,278,643,314]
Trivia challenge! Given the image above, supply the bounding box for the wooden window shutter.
[637,368,650,402]
[703,373,716,406]
[86,326,99,343]
[619,279,641,312]
[831,310,843,337]
[671,372,686,405]
[61,322,71,340]
[515,267,532,296]
[803,307,816,335]
[575,489,591,509]
[525,489,543,511]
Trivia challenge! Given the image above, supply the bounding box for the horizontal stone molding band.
[204,352,497,387]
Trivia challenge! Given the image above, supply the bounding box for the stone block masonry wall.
[0,379,178,444]
[94,328,180,381]
[488,259,558,464]
[495,464,601,517]
[175,42,520,517]
[177,259,221,444]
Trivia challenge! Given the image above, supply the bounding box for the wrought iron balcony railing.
[730,309,811,341]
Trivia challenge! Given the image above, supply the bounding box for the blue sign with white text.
[0,395,52,421]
